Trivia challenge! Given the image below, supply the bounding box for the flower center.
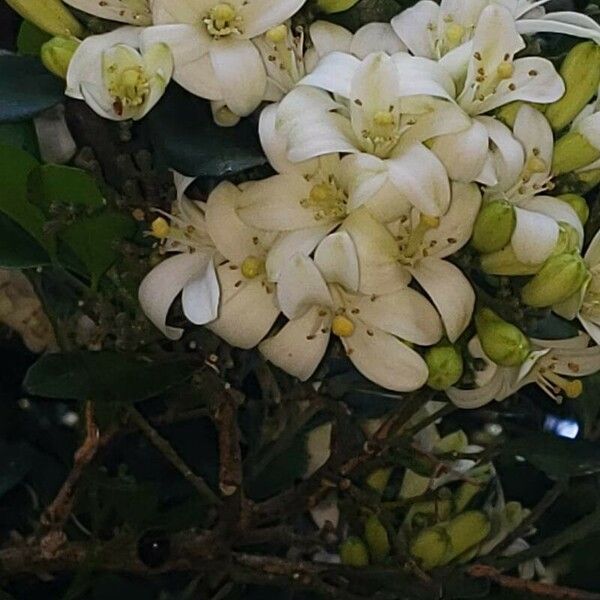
[106,65,149,116]
[359,108,400,158]
[536,365,583,401]
[241,256,265,279]
[301,181,348,222]
[332,315,355,338]
[204,3,242,37]
[399,214,441,262]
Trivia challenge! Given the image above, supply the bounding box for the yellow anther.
[526,156,547,174]
[497,61,514,79]
[210,2,236,22]
[373,111,395,126]
[542,370,584,399]
[332,315,355,338]
[564,379,583,398]
[421,214,440,229]
[445,22,465,45]
[266,24,288,43]
[241,256,265,279]
[151,217,170,239]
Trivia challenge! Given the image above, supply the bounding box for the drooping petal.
[390,0,439,58]
[410,257,475,342]
[300,51,360,98]
[342,322,429,392]
[138,251,215,340]
[277,254,332,319]
[260,306,332,381]
[210,37,266,116]
[181,257,220,325]
[207,263,279,349]
[310,21,353,57]
[351,23,407,58]
[447,374,506,409]
[511,207,559,265]
[314,231,360,291]
[239,0,307,38]
[349,288,443,346]
[516,12,600,44]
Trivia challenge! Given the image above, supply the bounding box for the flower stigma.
[204,3,242,37]
[151,217,170,239]
[104,59,150,116]
[402,214,441,260]
[332,314,355,338]
[301,181,348,221]
[241,256,265,279]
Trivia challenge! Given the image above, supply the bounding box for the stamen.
[151,217,170,239]
[332,315,355,338]
[266,24,288,43]
[404,214,440,258]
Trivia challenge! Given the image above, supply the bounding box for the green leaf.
[60,212,135,288]
[0,55,64,122]
[144,85,267,178]
[24,352,197,403]
[0,212,50,268]
[17,21,52,56]
[0,441,36,499]
[0,122,39,156]
[506,432,600,479]
[324,0,402,31]
[574,372,600,438]
[28,164,105,214]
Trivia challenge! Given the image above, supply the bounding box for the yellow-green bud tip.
[557,193,589,225]
[425,343,464,390]
[340,536,370,567]
[476,308,531,367]
[471,200,516,254]
[553,131,600,175]
[364,515,390,563]
[41,37,79,79]
[317,0,361,14]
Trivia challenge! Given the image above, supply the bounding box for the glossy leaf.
[0,212,50,268]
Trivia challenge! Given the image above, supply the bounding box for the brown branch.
[214,393,243,498]
[468,564,600,600]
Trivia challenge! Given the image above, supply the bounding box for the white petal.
[277,254,332,319]
[553,344,600,377]
[516,13,600,44]
[350,288,443,346]
[64,0,152,24]
[80,82,120,121]
[410,257,475,342]
[260,306,332,381]
[343,322,429,392]
[447,374,505,408]
[386,144,451,217]
[277,86,342,135]
[207,263,279,349]
[390,1,439,58]
[210,38,266,116]
[305,423,333,477]
[350,23,407,58]
[310,21,353,57]
[580,317,600,347]
[182,258,220,325]
[138,251,214,340]
[314,231,360,291]
[392,54,456,100]
[513,104,553,169]
[152,0,209,24]
[239,0,306,38]
[511,207,559,265]
[300,51,360,98]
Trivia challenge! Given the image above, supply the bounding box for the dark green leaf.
[0,55,64,122]
[60,212,135,288]
[17,21,52,56]
[144,85,267,178]
[0,212,50,268]
[506,432,600,479]
[574,372,600,438]
[0,441,36,499]
[24,352,196,403]
[28,164,105,214]
[0,122,39,155]
[523,312,581,340]
[324,0,402,31]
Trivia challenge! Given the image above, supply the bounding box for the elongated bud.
[5,0,85,37]
[434,430,468,454]
[553,224,581,256]
[364,515,390,563]
[366,467,392,494]
[557,193,589,225]
[480,245,540,276]
[317,0,360,13]
[340,536,370,567]
[442,511,491,564]
[471,201,516,254]
[546,42,600,132]
[425,343,464,390]
[453,482,481,513]
[553,113,600,175]
[476,308,531,367]
[409,526,450,570]
[41,36,79,79]
[521,252,589,308]
[406,497,453,529]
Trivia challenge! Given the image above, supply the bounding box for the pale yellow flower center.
[332,315,355,338]
[301,181,348,222]
[241,256,265,279]
[445,22,465,46]
[204,3,243,37]
[106,64,149,115]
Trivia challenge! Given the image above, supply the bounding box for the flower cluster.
[40,0,600,402]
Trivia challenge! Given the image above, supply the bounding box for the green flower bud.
[409,526,450,570]
[5,0,84,37]
[317,0,360,13]
[406,498,454,530]
[553,131,600,175]
[521,252,589,308]
[434,430,468,454]
[441,511,491,564]
[475,308,531,367]
[364,515,390,563]
[453,482,481,513]
[425,343,464,390]
[480,245,540,276]
[41,36,79,79]
[576,168,600,193]
[557,193,589,225]
[366,467,392,494]
[471,201,516,254]
[496,102,545,127]
[553,224,581,256]
[546,42,600,132]
[340,536,370,567]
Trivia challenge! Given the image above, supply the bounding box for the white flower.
[428,5,565,182]
[480,105,584,271]
[448,334,600,408]
[63,0,152,25]
[66,27,173,121]
[259,250,443,390]
[270,51,470,215]
[340,182,481,342]
[391,0,600,60]
[143,0,305,118]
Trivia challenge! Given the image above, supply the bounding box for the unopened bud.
[475,308,531,367]
[576,168,600,193]
[557,193,589,225]
[409,526,450,570]
[366,468,392,494]
[454,482,481,513]
[425,343,464,390]
[340,536,370,567]
[434,430,468,454]
[546,42,600,132]
[442,511,491,564]
[317,0,360,13]
[480,245,540,276]
[496,102,544,128]
[553,130,600,175]
[521,252,589,308]
[364,515,390,563]
[6,0,85,37]
[471,201,516,254]
[553,224,581,256]
[41,36,79,79]
[406,497,453,530]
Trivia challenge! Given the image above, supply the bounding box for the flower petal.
[239,0,306,38]
[181,257,220,325]
[516,12,600,44]
[390,0,439,58]
[64,0,152,25]
[447,374,505,408]
[314,231,360,291]
[513,104,553,169]
[310,21,353,57]
[392,54,456,99]
[300,51,360,98]
[351,23,407,58]
[511,207,559,265]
